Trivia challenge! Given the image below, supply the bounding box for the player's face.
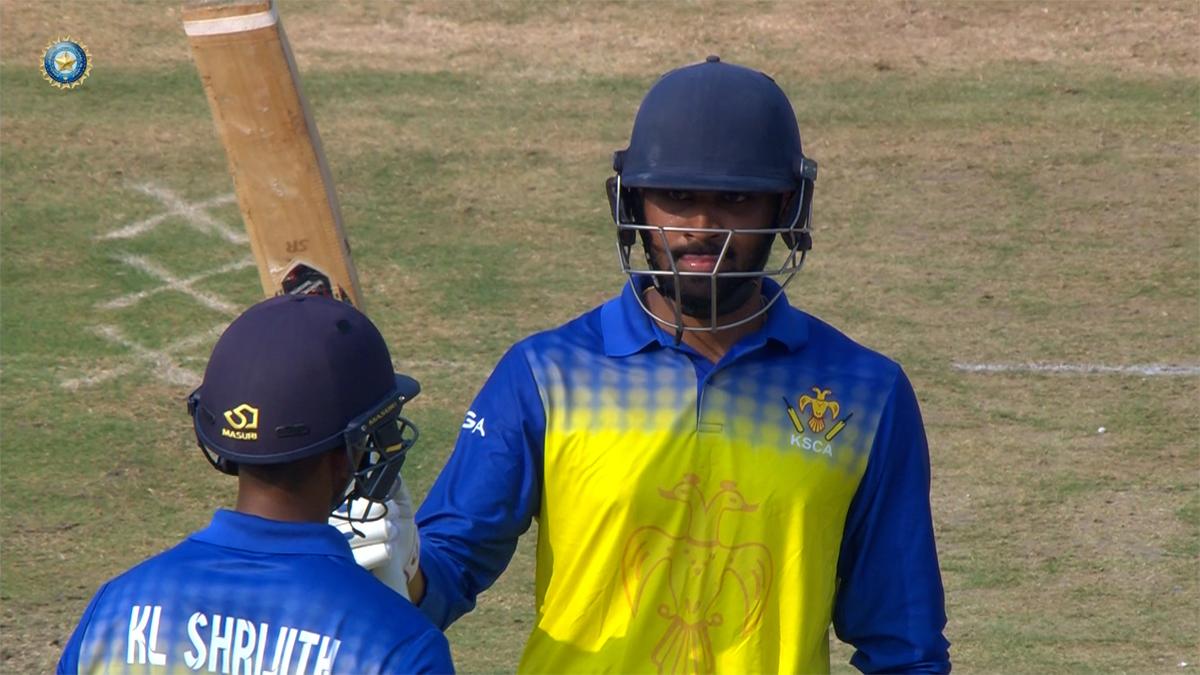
[641,189,779,318]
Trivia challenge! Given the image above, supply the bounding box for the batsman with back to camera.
[57,295,454,674]
[351,57,950,673]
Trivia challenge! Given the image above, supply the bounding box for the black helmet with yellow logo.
[187,294,419,503]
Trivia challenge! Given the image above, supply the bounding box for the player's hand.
[330,482,420,600]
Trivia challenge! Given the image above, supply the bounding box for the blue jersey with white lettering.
[416,278,949,673]
[57,509,453,674]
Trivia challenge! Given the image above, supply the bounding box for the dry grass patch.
[285,1,1199,79]
[0,2,190,69]
[11,1,1192,79]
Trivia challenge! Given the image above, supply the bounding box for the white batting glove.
[330,482,420,600]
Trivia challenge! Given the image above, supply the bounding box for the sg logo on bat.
[42,37,91,89]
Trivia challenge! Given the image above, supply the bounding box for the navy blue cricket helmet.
[607,56,818,332]
[188,294,419,504]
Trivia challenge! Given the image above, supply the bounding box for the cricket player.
[57,295,454,674]
[355,57,950,673]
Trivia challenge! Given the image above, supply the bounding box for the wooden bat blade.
[183,0,363,307]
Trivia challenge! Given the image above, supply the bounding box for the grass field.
[2,1,1198,672]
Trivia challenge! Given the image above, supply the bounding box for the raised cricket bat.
[182,0,363,307]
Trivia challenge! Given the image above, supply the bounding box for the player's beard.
[645,234,773,320]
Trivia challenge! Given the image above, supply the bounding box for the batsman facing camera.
[188,293,420,515]
[607,56,818,336]
[403,56,948,674]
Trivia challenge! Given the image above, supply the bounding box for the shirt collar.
[190,509,355,559]
[601,277,809,357]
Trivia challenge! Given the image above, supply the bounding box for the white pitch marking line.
[97,184,244,244]
[953,362,1200,377]
[60,324,228,390]
[89,325,202,387]
[100,256,254,314]
[60,364,138,391]
[166,323,229,352]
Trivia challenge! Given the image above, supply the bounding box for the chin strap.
[330,497,366,538]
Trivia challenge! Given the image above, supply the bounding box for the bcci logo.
[42,37,91,89]
[221,403,259,441]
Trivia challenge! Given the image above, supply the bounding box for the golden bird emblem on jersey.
[622,474,773,675]
[797,386,840,433]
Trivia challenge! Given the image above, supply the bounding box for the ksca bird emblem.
[797,387,839,433]
[622,474,773,675]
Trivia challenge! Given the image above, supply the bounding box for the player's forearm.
[411,345,546,627]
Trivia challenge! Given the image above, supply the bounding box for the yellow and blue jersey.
[416,279,949,674]
[58,510,453,674]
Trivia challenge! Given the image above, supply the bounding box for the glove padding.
[331,482,420,600]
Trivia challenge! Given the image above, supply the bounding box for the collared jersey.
[417,279,949,674]
[58,509,453,675]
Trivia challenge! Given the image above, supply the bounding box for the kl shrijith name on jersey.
[125,604,342,675]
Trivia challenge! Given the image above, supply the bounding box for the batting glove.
[330,481,420,600]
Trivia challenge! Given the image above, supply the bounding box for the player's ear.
[325,448,357,512]
[606,177,643,244]
[327,448,353,489]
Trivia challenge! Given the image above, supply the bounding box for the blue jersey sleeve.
[381,627,455,674]
[833,369,951,673]
[415,345,545,629]
[56,583,108,674]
